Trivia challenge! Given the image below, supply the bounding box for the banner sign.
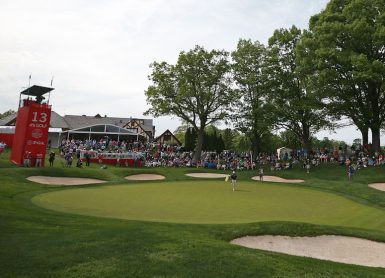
[11,102,51,166]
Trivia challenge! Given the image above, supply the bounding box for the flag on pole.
[50,76,54,87]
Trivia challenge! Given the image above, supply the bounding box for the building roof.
[63,115,134,130]
[0,111,155,137]
[0,113,17,126]
[128,118,154,133]
[0,111,69,129]
[50,111,69,129]
[154,129,181,145]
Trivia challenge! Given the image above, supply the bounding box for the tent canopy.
[63,124,139,137]
[277,147,292,159]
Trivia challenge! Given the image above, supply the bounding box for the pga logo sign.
[31,129,43,139]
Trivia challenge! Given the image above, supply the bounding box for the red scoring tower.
[11,85,54,167]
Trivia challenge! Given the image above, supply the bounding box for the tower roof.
[20,85,54,97]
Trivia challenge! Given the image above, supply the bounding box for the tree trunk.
[371,127,381,152]
[251,131,260,160]
[193,128,204,163]
[302,123,311,153]
[360,127,368,147]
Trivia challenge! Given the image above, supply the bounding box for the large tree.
[265,26,331,152]
[298,28,372,146]
[302,0,385,150]
[231,39,272,156]
[145,46,234,162]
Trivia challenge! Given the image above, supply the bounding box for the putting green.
[32,180,385,229]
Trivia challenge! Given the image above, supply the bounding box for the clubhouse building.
[0,112,156,148]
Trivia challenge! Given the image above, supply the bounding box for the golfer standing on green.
[231,171,237,191]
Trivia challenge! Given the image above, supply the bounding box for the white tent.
[277,147,292,160]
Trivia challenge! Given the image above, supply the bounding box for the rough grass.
[2,150,385,277]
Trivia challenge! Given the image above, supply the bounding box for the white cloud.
[3,0,372,144]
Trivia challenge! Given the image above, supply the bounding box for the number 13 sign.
[31,112,48,123]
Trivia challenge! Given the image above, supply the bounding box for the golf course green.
[4,146,385,277]
[32,180,385,229]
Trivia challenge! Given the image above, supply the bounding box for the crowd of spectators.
[59,137,132,155]
[57,137,385,172]
[261,146,385,176]
[144,149,255,170]
[58,137,254,169]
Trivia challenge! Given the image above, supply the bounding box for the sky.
[0,0,375,144]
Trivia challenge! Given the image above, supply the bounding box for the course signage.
[11,101,51,167]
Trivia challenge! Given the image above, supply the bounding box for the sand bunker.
[368,183,385,191]
[251,175,304,183]
[185,173,229,178]
[125,174,165,181]
[231,235,385,268]
[27,176,106,185]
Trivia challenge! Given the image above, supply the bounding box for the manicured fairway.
[33,180,385,230]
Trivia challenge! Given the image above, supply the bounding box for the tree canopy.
[265,26,331,151]
[144,0,384,155]
[145,46,235,161]
[231,39,272,156]
[302,0,385,149]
